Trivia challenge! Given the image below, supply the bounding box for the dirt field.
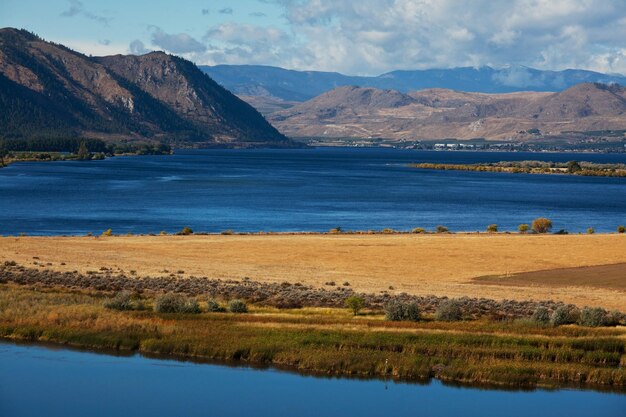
[1,234,625,310]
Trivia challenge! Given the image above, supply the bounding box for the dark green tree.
[0,139,7,167]
[77,141,90,160]
[567,160,582,173]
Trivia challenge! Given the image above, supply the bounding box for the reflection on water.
[0,341,624,417]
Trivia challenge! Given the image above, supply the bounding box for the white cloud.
[60,39,128,56]
[189,0,626,76]
[129,39,150,55]
[150,27,206,54]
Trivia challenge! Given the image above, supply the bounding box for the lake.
[1,341,624,417]
[1,148,625,235]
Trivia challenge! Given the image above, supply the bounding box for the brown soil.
[475,263,626,291]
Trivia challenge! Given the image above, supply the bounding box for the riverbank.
[1,284,624,389]
[2,234,625,310]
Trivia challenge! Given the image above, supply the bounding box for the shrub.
[345,296,365,316]
[221,230,234,235]
[381,228,395,234]
[329,227,342,234]
[532,217,552,234]
[617,225,625,234]
[530,306,550,324]
[486,224,498,233]
[587,227,595,234]
[518,224,529,233]
[102,228,113,237]
[435,225,449,233]
[104,291,142,311]
[180,227,193,236]
[206,299,225,312]
[411,227,426,234]
[566,160,582,173]
[435,299,462,321]
[579,307,609,327]
[384,301,420,322]
[606,310,625,326]
[154,294,201,314]
[228,299,248,313]
[550,305,580,326]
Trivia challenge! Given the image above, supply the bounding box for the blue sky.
[2,0,626,76]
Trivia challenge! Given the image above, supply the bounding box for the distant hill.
[201,64,626,102]
[0,28,294,147]
[268,84,626,141]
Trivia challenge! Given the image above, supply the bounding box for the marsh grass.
[0,285,625,389]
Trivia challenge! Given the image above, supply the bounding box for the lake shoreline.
[1,284,624,391]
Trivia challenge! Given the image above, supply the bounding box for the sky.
[2,0,626,76]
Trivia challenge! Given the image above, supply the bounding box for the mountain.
[200,64,626,102]
[268,83,626,141]
[0,28,293,147]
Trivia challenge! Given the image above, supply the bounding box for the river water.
[0,342,624,417]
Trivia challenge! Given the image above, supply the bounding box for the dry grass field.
[1,234,625,310]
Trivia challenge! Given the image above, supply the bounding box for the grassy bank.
[1,284,624,390]
[411,161,626,177]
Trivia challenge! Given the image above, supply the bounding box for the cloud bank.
[131,0,626,75]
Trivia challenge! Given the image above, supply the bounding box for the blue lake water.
[0,342,624,417]
[1,148,625,235]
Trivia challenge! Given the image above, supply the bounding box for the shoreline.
[411,162,626,177]
[2,337,624,394]
[1,284,624,391]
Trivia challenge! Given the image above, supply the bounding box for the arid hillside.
[266,83,626,141]
[0,28,293,147]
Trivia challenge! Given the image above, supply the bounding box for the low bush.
[518,224,529,233]
[384,301,420,322]
[154,294,201,314]
[180,227,193,236]
[435,225,449,234]
[486,224,498,233]
[617,225,625,234]
[411,227,426,234]
[435,299,462,321]
[345,296,365,316]
[101,229,113,237]
[587,227,595,234]
[606,311,625,326]
[532,217,552,234]
[206,299,225,312]
[530,306,550,324]
[104,291,142,311]
[550,305,580,326]
[228,299,248,313]
[579,307,609,327]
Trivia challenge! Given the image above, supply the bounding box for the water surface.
[0,342,624,417]
[1,148,625,235]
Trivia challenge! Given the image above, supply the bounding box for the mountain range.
[267,83,626,141]
[200,64,626,102]
[0,28,292,147]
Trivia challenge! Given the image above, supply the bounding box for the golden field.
[1,233,625,310]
